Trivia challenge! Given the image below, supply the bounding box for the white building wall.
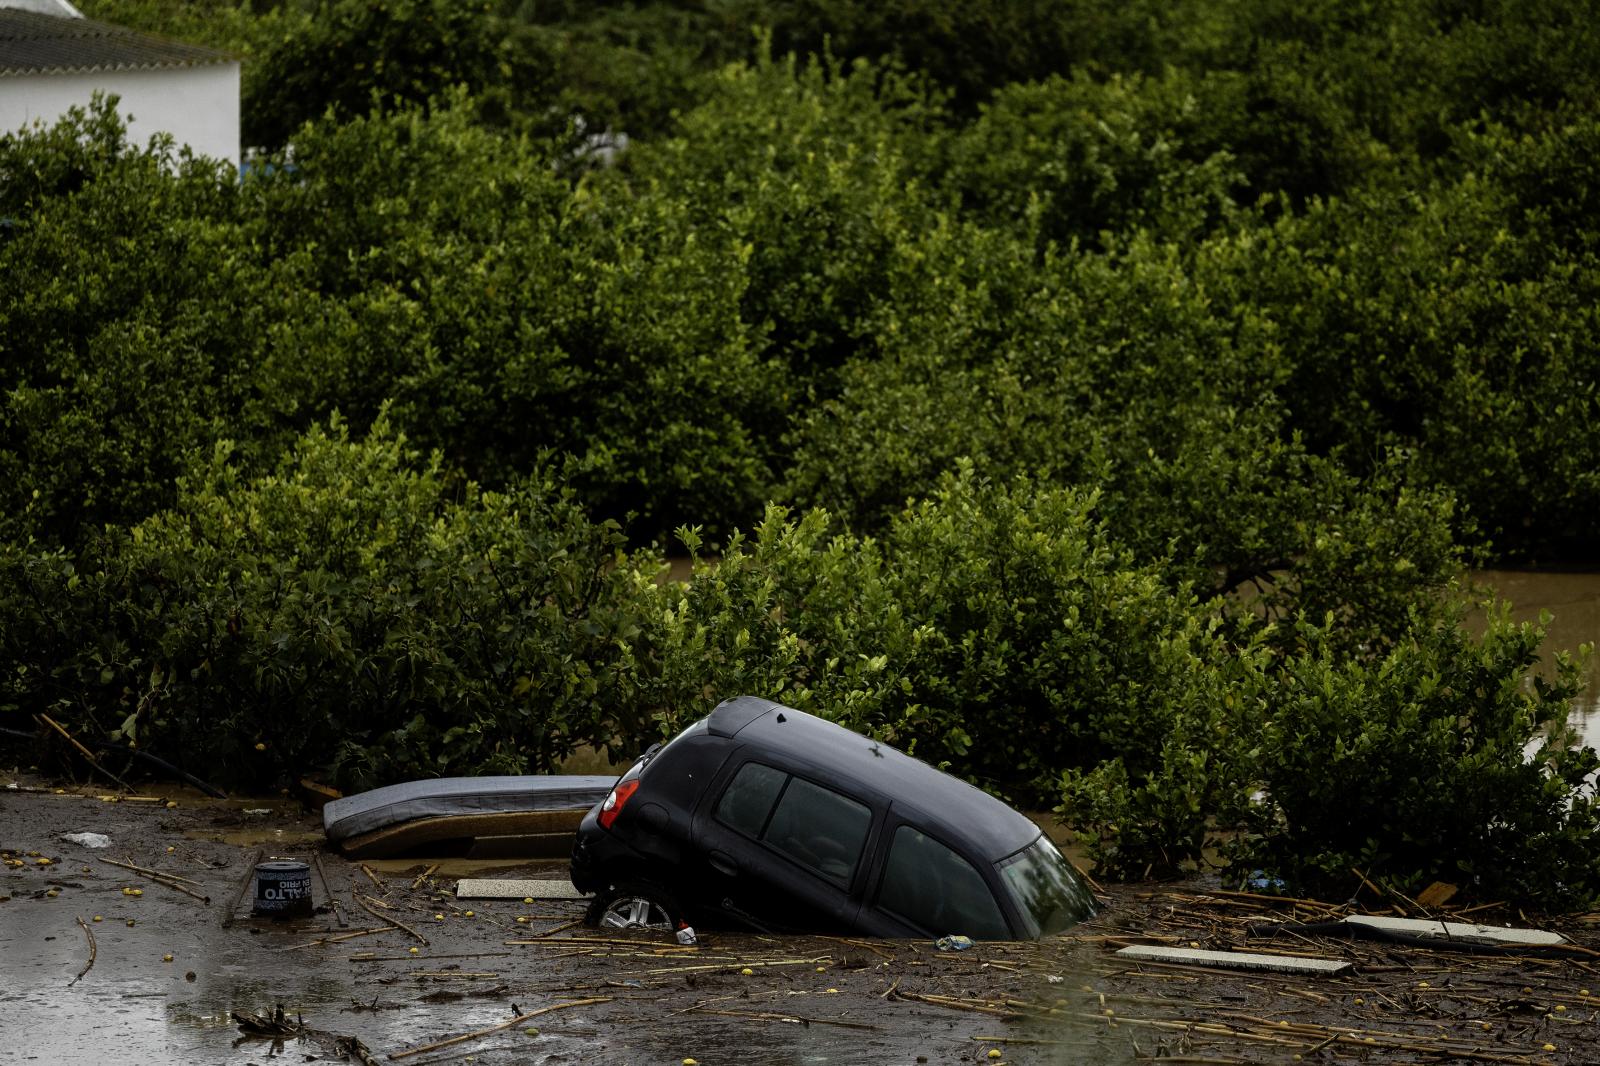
[0,61,240,169]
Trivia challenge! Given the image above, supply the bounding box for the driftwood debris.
[386,997,612,1060]
[221,849,263,928]
[69,916,96,986]
[36,714,134,793]
[100,857,211,904]
[353,890,429,946]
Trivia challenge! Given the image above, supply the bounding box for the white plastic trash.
[61,832,110,848]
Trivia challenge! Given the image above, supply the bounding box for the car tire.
[585,880,682,932]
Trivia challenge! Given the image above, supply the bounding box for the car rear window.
[877,825,1009,939]
[997,834,1097,937]
[714,762,871,887]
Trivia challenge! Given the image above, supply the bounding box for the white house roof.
[0,8,234,76]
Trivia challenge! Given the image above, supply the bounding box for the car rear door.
[691,758,877,933]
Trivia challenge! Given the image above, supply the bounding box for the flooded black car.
[570,696,1096,939]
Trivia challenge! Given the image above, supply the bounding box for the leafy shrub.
[1238,604,1599,909]
[0,416,655,790]
[638,469,1234,804]
[0,100,250,546]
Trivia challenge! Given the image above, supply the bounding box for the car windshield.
[997,834,1097,937]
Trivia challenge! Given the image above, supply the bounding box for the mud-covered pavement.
[3,780,1598,1065]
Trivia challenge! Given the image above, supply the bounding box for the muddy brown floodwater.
[1474,570,1600,751]
[4,781,1599,1066]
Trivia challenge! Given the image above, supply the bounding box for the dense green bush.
[0,103,252,546]
[1239,605,1598,909]
[0,417,655,790]
[637,469,1245,805]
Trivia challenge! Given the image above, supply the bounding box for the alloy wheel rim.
[599,895,671,930]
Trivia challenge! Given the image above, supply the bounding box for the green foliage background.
[1,0,1596,905]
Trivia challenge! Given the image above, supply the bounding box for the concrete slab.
[1116,945,1353,976]
[456,877,588,900]
[1344,914,1566,947]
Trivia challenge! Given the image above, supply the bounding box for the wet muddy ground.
[3,780,1598,1065]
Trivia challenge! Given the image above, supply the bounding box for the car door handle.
[708,851,738,877]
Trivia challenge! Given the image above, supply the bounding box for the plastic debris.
[675,923,697,946]
[935,935,974,951]
[62,832,111,849]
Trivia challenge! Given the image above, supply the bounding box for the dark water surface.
[1474,569,1600,749]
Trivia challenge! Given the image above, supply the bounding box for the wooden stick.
[69,916,96,986]
[100,857,203,886]
[690,1006,877,1030]
[100,858,210,904]
[410,864,439,890]
[386,997,610,1060]
[502,935,692,949]
[354,889,428,946]
[312,851,347,928]
[223,849,264,928]
[273,927,392,951]
[36,713,134,792]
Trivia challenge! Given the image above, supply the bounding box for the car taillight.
[597,778,640,830]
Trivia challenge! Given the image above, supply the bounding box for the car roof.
[706,696,1041,863]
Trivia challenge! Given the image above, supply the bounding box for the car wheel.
[586,880,681,931]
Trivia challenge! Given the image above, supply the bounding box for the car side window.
[714,762,787,839]
[763,777,871,886]
[876,825,1010,939]
[714,762,871,887]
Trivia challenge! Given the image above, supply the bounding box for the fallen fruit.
[740,968,754,976]
[92,915,102,922]
[162,954,173,963]
[988,1051,1003,1060]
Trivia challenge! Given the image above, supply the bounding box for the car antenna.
[775,712,786,723]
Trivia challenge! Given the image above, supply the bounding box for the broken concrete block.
[1344,915,1566,947]
[1115,945,1353,976]
[455,878,588,900]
